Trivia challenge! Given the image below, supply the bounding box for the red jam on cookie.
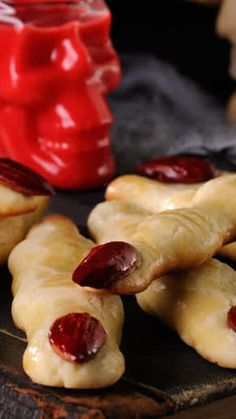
[227,305,236,333]
[0,158,54,195]
[73,241,140,289]
[48,312,107,363]
[137,156,216,183]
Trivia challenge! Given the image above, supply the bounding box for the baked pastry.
[0,158,52,264]
[106,167,236,262]
[106,174,204,213]
[81,174,236,294]
[105,156,221,213]
[217,0,236,121]
[137,258,236,368]
[217,0,236,44]
[226,91,236,123]
[190,0,221,4]
[9,215,124,389]
[0,196,48,265]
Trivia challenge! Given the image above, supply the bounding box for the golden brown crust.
[0,184,37,216]
[106,174,236,262]
[9,216,125,389]
[0,195,48,266]
[137,258,236,368]
[105,174,203,212]
[89,175,236,294]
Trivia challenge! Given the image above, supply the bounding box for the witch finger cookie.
[9,215,124,389]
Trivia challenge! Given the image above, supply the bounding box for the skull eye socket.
[14,30,61,71]
[30,42,56,68]
[14,26,92,78]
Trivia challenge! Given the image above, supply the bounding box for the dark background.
[106,0,234,103]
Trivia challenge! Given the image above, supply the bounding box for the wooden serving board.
[1,188,236,418]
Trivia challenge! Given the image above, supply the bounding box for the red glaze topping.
[48,312,106,363]
[0,158,54,196]
[73,241,140,289]
[227,306,236,333]
[137,156,216,184]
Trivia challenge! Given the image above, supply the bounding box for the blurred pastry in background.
[226,92,236,123]
[192,0,236,123]
[190,0,221,4]
[217,0,236,122]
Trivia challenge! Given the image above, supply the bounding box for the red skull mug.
[0,0,121,189]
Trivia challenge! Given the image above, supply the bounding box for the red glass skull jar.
[0,0,121,189]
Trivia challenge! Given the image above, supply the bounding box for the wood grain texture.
[0,334,174,419]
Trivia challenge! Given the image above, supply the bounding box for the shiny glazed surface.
[49,312,107,363]
[0,1,121,189]
[137,156,216,183]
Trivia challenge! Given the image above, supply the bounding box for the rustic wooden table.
[0,187,236,418]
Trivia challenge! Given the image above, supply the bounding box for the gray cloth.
[109,54,236,172]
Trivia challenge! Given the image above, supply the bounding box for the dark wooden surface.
[0,188,236,418]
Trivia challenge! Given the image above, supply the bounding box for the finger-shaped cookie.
[106,174,204,212]
[105,156,221,213]
[217,0,236,41]
[137,258,236,369]
[0,159,52,264]
[106,164,235,262]
[227,91,236,123]
[0,184,37,216]
[88,201,150,244]
[217,0,236,121]
[83,175,236,294]
[0,196,49,265]
[9,216,124,389]
[0,158,53,216]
